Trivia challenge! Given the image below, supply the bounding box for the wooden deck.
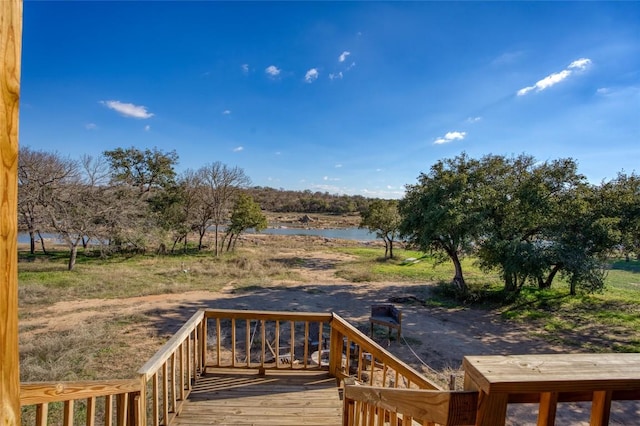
[173,369,343,425]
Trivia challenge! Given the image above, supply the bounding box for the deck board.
[173,369,343,425]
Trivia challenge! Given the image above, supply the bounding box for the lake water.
[259,227,377,241]
[18,227,378,244]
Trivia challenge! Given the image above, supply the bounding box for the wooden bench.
[369,304,402,340]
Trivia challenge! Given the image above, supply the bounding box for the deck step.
[173,369,343,426]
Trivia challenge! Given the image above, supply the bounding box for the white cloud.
[265,65,281,77]
[569,58,591,70]
[323,176,340,182]
[305,68,319,83]
[597,87,610,95]
[517,58,592,96]
[233,146,244,152]
[467,116,482,123]
[85,123,97,130]
[222,110,231,115]
[346,62,356,71]
[100,100,154,119]
[144,125,151,131]
[434,131,467,145]
[241,64,249,74]
[329,72,343,80]
[339,51,351,62]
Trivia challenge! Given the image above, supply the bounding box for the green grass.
[18,248,302,306]
[333,247,501,285]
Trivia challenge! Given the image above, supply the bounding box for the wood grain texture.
[0,1,22,424]
[344,385,478,426]
[19,380,140,405]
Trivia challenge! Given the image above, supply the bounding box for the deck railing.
[20,379,141,426]
[20,308,640,426]
[137,310,206,426]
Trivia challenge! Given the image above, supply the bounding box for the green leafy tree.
[224,194,267,251]
[103,146,178,195]
[399,154,486,293]
[360,199,401,259]
[477,156,614,294]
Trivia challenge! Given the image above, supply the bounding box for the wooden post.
[0,1,23,425]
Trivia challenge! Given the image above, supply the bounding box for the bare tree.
[18,147,77,254]
[199,162,251,255]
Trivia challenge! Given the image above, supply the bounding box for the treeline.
[17,146,372,270]
[246,187,370,214]
[360,153,640,296]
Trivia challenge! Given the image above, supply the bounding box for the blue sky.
[20,2,640,198]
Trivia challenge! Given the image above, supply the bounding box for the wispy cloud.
[492,51,523,66]
[305,68,319,83]
[241,64,249,74]
[85,123,97,130]
[144,125,151,131]
[339,51,351,62]
[265,65,281,77]
[329,72,343,80]
[222,110,231,115]
[101,100,154,119]
[434,131,466,145]
[467,116,482,123]
[233,146,244,152]
[323,176,341,182]
[346,62,356,71]
[517,58,592,96]
[335,164,342,168]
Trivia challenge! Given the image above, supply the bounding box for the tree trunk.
[389,238,394,259]
[450,251,468,293]
[28,230,35,254]
[539,264,562,289]
[214,224,220,256]
[198,229,205,250]
[37,230,48,254]
[68,244,78,271]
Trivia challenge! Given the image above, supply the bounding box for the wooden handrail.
[331,313,439,390]
[138,310,205,380]
[204,309,332,322]
[344,385,478,426]
[20,379,140,405]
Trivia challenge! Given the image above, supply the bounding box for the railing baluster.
[152,372,159,426]
[170,352,177,414]
[179,342,185,403]
[246,319,251,367]
[230,318,235,367]
[261,319,266,368]
[86,396,96,426]
[116,393,127,426]
[303,321,309,369]
[275,320,280,368]
[369,354,375,385]
[217,318,222,367]
[35,402,48,426]
[345,337,351,376]
[290,320,295,369]
[162,363,169,425]
[185,337,192,392]
[200,317,207,371]
[63,400,73,426]
[192,327,198,379]
[105,394,113,426]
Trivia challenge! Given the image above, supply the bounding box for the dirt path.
[20,249,639,425]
